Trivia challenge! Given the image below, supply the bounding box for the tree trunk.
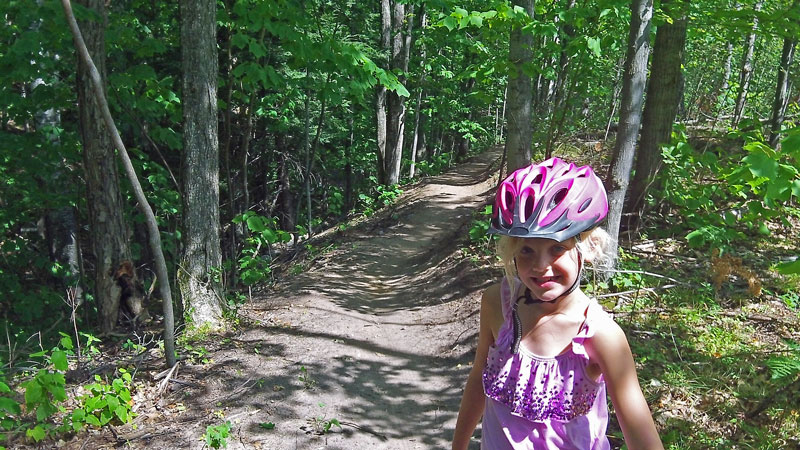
[384,2,411,185]
[375,0,390,184]
[605,0,653,252]
[768,1,798,148]
[628,0,688,218]
[713,41,735,124]
[505,0,536,171]
[545,0,577,158]
[732,0,764,127]
[62,0,176,366]
[179,0,223,328]
[344,115,354,215]
[74,0,129,334]
[276,135,295,232]
[409,8,427,180]
[456,77,476,161]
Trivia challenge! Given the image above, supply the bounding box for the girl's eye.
[551,245,567,255]
[519,246,534,256]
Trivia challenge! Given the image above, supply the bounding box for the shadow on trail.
[179,324,478,449]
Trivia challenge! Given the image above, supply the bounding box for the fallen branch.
[155,361,179,395]
[595,284,679,299]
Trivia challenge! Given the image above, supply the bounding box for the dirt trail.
[142,149,502,449]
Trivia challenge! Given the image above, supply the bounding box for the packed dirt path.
[148,149,503,449]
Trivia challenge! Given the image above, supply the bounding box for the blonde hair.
[496,227,615,283]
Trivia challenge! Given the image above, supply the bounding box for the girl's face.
[514,238,580,302]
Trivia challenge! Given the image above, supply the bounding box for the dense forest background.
[1,0,799,447]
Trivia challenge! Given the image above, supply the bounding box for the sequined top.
[481,277,611,449]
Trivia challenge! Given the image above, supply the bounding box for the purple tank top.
[481,278,611,449]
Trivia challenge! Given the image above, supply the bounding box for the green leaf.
[443,16,457,31]
[0,382,10,393]
[72,408,86,422]
[24,381,43,406]
[100,409,112,425]
[51,350,68,371]
[782,128,800,160]
[58,333,74,351]
[246,215,266,232]
[115,405,129,423]
[586,36,601,57]
[743,151,778,179]
[259,422,275,429]
[36,402,56,422]
[0,398,20,415]
[85,414,101,427]
[26,424,46,442]
[777,258,800,274]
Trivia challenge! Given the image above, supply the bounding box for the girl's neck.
[518,283,587,317]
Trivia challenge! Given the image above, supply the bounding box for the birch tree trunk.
[605,0,653,253]
[179,0,223,329]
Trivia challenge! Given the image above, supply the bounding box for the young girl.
[452,158,663,449]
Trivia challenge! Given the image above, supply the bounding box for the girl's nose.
[528,253,550,273]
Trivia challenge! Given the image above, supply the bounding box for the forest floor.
[56,147,504,449]
[40,144,800,449]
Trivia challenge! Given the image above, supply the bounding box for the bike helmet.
[489,157,608,241]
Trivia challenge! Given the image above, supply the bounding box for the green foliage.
[0,372,21,441]
[71,369,134,430]
[203,421,231,449]
[766,340,800,381]
[657,127,800,252]
[298,366,316,390]
[232,212,292,286]
[415,153,454,177]
[21,349,67,434]
[309,402,341,435]
[467,205,499,257]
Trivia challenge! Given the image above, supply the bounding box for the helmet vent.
[551,188,568,209]
[578,198,592,213]
[522,193,535,222]
[532,174,542,185]
[504,191,515,211]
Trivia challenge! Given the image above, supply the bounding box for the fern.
[766,340,800,380]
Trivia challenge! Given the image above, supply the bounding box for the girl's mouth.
[532,276,560,286]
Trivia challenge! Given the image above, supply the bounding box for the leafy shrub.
[0,372,21,446]
[658,127,800,253]
[232,212,292,285]
[467,205,498,255]
[204,421,231,448]
[20,348,68,442]
[70,369,134,430]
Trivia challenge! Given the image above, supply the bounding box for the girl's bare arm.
[452,285,501,450]
[586,320,664,450]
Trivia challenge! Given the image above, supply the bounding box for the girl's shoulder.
[583,306,630,358]
[481,282,506,324]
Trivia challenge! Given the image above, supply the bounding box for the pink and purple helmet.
[489,157,608,241]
